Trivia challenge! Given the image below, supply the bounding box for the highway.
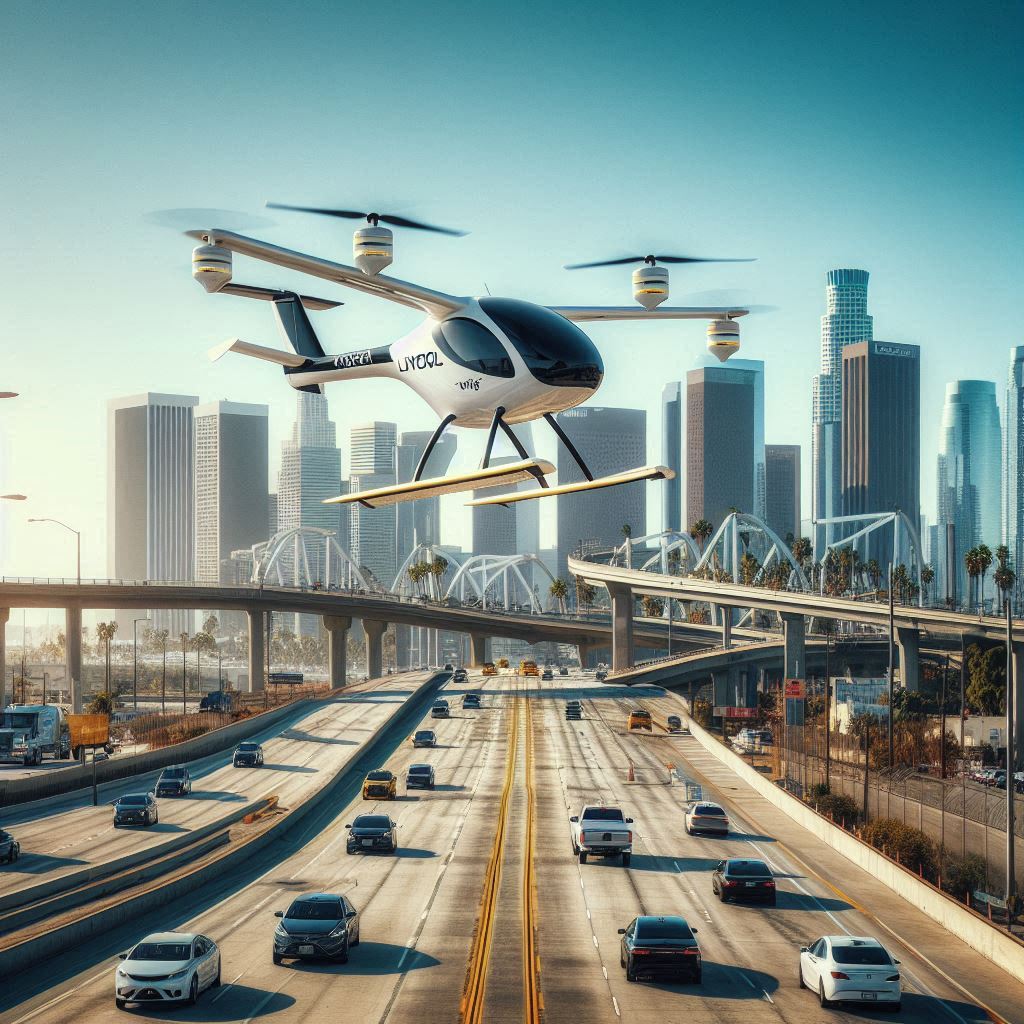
[2,670,1022,1023]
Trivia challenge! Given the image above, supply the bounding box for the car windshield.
[582,808,624,820]
[695,805,726,816]
[119,795,148,805]
[237,743,258,751]
[726,861,771,877]
[161,768,185,779]
[832,944,891,965]
[131,942,191,961]
[631,711,651,718]
[408,766,431,776]
[366,771,392,781]
[415,731,434,739]
[636,919,693,940]
[286,899,342,921]
[354,815,392,829]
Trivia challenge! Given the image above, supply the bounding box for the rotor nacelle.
[631,262,669,309]
[706,318,740,361]
[353,223,394,275]
[192,243,232,293]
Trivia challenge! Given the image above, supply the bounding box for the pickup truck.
[569,805,634,865]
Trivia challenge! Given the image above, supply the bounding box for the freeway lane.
[2,672,1022,1024]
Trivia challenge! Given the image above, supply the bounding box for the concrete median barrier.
[675,700,1024,986]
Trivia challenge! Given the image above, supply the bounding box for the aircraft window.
[432,318,514,377]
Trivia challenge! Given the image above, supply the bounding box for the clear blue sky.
[1,0,1021,611]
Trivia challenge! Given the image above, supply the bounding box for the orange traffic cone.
[627,760,635,782]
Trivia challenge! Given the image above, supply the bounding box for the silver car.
[114,932,220,1008]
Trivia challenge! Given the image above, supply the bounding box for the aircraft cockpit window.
[432,318,515,377]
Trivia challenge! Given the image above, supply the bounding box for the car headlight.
[116,968,127,978]
[275,925,288,939]
[328,924,348,938]
[167,968,191,981]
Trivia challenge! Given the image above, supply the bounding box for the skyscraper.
[935,381,1001,603]
[812,269,873,556]
[194,401,269,632]
[555,407,646,582]
[660,381,682,531]
[394,428,457,561]
[107,393,197,634]
[1003,346,1024,596]
[841,340,920,567]
[349,421,398,588]
[726,358,766,521]
[765,444,801,542]
[473,455,519,556]
[686,367,755,532]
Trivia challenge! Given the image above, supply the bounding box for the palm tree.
[994,546,1016,608]
[95,620,118,693]
[976,544,993,612]
[920,564,934,605]
[739,551,761,586]
[866,559,882,591]
[964,547,982,612]
[429,555,449,598]
[790,536,812,567]
[202,614,219,637]
[640,595,664,618]
[549,577,569,614]
[575,578,597,613]
[689,519,713,555]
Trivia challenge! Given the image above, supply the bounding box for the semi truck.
[0,704,71,765]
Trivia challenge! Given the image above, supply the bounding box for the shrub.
[815,792,861,826]
[692,697,712,728]
[860,818,937,880]
[940,852,987,900]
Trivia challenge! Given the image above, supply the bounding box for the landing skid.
[325,458,556,509]
[466,465,675,507]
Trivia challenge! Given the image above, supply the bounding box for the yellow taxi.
[520,659,539,676]
[362,769,397,800]
[627,709,653,731]
[482,662,498,677]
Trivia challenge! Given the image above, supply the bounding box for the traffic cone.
[627,760,635,782]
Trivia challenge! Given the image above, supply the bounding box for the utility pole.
[825,629,832,791]
[940,653,949,780]
[887,565,895,769]
[1006,599,1016,926]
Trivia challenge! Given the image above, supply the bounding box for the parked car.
[570,805,633,865]
[114,932,220,1009]
[273,892,359,964]
[155,766,192,798]
[362,770,397,800]
[406,763,435,790]
[712,858,776,904]
[0,829,20,864]
[345,813,399,854]
[799,935,901,1010]
[413,730,437,748]
[684,801,730,836]
[233,742,264,767]
[114,793,159,828]
[618,915,701,983]
[595,670,608,681]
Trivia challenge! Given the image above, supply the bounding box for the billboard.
[67,713,109,748]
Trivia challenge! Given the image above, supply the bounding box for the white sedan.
[799,935,901,1010]
[114,932,221,1009]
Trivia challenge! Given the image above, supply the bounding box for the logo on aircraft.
[333,350,373,369]
[397,352,445,372]
[455,377,482,391]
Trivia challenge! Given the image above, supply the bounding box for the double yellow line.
[460,685,542,1024]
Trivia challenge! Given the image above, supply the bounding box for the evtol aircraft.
[188,204,766,509]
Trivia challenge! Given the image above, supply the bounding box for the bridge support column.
[364,620,387,679]
[721,607,734,650]
[247,609,265,693]
[65,605,82,712]
[0,608,8,710]
[1013,644,1024,772]
[781,613,806,679]
[469,634,490,668]
[609,584,634,673]
[324,615,351,690]
[895,625,920,692]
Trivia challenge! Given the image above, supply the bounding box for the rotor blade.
[655,255,757,264]
[265,203,367,219]
[563,257,645,270]
[147,208,274,232]
[377,214,467,236]
[681,290,777,313]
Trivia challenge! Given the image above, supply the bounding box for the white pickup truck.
[569,805,633,865]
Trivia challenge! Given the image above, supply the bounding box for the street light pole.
[888,564,895,769]
[1006,598,1016,926]
[132,618,149,711]
[28,518,81,585]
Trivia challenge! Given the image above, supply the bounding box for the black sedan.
[154,765,191,797]
[273,892,360,964]
[345,813,399,854]
[712,858,776,904]
[619,915,702,983]
[233,742,264,767]
[114,793,159,828]
[0,829,20,864]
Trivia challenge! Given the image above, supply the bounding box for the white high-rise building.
[107,393,197,634]
[1003,346,1024,606]
[812,269,873,556]
[349,422,398,588]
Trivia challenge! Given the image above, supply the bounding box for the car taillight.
[830,971,850,980]
[765,880,776,887]
[627,831,632,843]
[632,949,649,955]
[725,880,739,887]
[886,974,900,982]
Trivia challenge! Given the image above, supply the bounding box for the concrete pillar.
[469,634,490,668]
[364,619,387,679]
[781,612,806,679]
[324,615,351,689]
[0,608,8,710]
[1014,645,1024,772]
[609,584,634,673]
[895,625,920,692]
[721,607,734,650]
[247,609,265,693]
[65,605,82,712]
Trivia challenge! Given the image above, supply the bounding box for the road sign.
[727,707,758,719]
[784,679,805,699]
[67,713,109,749]
[267,672,304,685]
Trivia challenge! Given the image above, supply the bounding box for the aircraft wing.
[186,229,465,319]
[549,306,749,322]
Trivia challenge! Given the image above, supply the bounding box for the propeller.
[146,208,275,232]
[265,203,467,236]
[564,254,756,270]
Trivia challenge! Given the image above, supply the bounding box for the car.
[413,729,437,748]
[431,701,451,719]
[345,813,399,854]
[595,669,608,681]
[559,666,569,676]
[406,763,436,790]
[565,706,583,720]
[570,805,633,864]
[0,829,20,864]
[273,892,360,964]
[799,935,901,1010]
[362,770,397,800]
[233,741,264,767]
[114,932,220,1009]
[453,668,468,684]
[154,765,191,798]
[712,858,776,904]
[541,668,553,680]
[482,662,498,676]
[114,793,159,828]
[443,663,454,671]
[618,915,701,983]
[667,715,682,732]
[685,801,730,836]
[565,699,582,709]
[463,692,481,707]
[628,709,653,731]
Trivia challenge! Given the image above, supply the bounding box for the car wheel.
[346,846,355,855]
[578,851,587,864]
[818,982,833,1008]
[719,889,727,902]
[620,948,625,968]
[621,852,631,867]
[213,961,221,987]
[336,943,349,965]
[186,974,199,1006]
[692,968,702,984]
[890,1001,902,1013]
[768,896,777,907]
[273,951,283,965]
[798,962,805,988]
[625,957,637,983]
[352,927,360,947]
[115,997,127,1010]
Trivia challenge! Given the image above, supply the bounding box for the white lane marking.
[593,934,599,948]
[242,980,287,1024]
[762,989,774,1004]
[9,966,110,1024]
[211,968,248,1002]
[602,966,608,979]
[612,995,621,1017]
[228,887,282,930]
